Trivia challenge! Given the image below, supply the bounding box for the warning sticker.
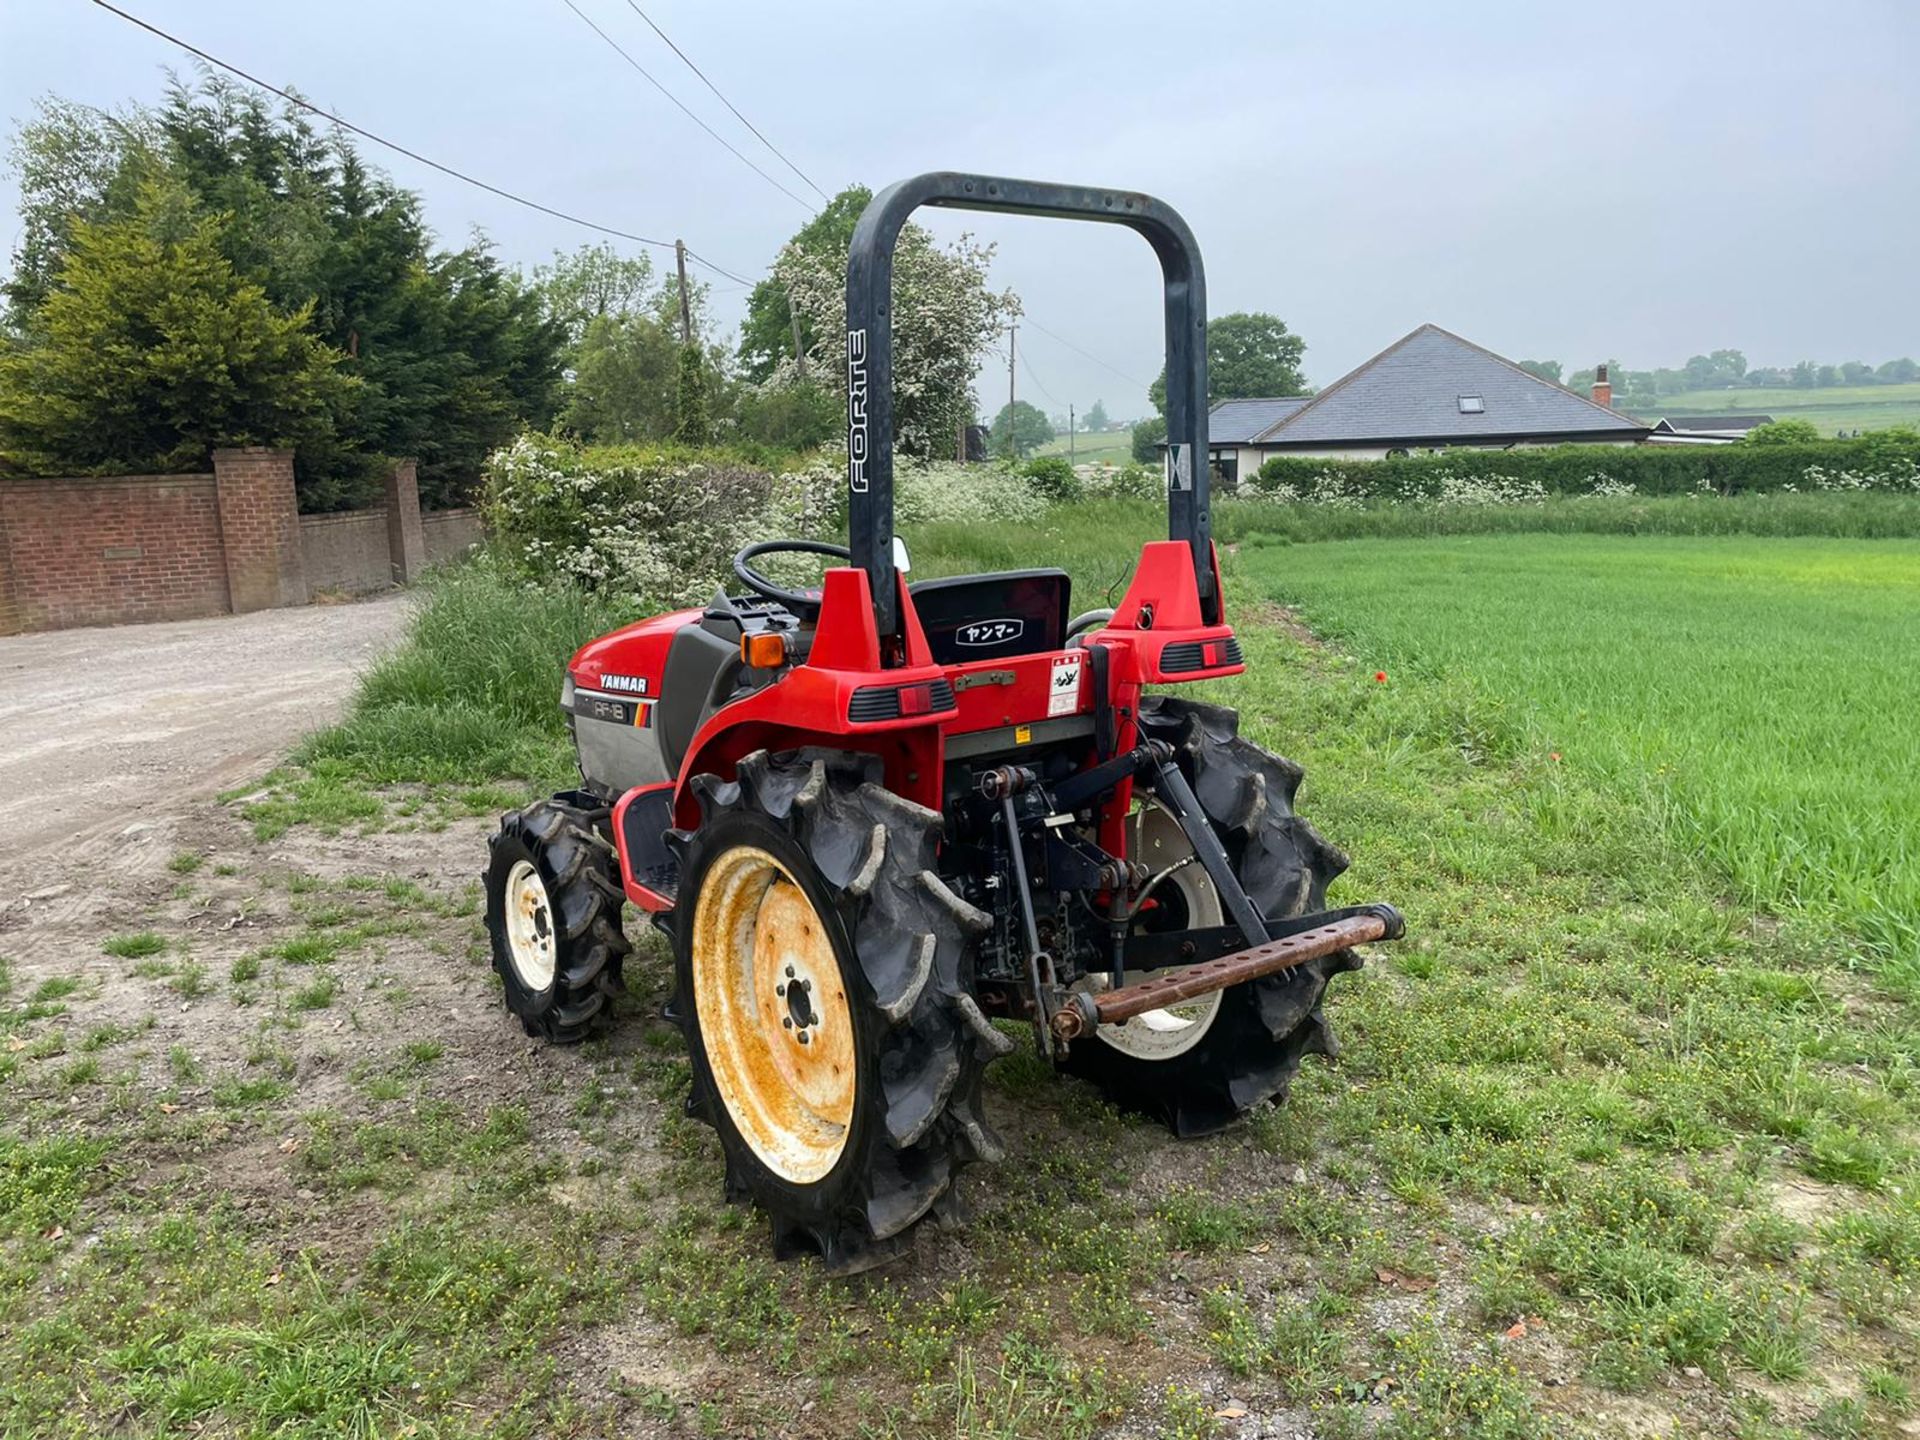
[1047,653,1084,717]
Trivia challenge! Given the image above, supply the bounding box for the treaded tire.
[485,797,630,1043]
[1064,695,1357,1136]
[670,749,1007,1274]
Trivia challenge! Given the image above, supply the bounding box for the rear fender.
[1091,540,1244,685]
[670,566,947,822]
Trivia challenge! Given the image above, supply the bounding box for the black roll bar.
[844,172,1213,644]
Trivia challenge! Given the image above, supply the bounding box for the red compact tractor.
[484,173,1402,1271]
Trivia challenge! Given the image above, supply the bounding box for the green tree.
[776,186,1017,459]
[3,96,161,325]
[558,312,678,443]
[672,345,711,445]
[1150,312,1307,413]
[1084,398,1109,431]
[1517,359,1562,384]
[532,242,657,346]
[1742,418,1822,444]
[734,368,841,449]
[738,187,869,383]
[0,181,348,473]
[1130,414,1167,463]
[989,399,1053,458]
[5,79,563,506]
[1876,357,1918,383]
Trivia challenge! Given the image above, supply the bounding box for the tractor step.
[618,783,680,905]
[1052,904,1404,1041]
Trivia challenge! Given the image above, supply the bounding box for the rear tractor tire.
[484,796,630,1043]
[671,750,1008,1274]
[1064,695,1357,1137]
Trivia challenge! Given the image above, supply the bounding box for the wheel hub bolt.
[797,1031,810,1044]
[776,983,787,997]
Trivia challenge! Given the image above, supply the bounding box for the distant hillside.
[1037,429,1133,463]
[1639,381,1920,436]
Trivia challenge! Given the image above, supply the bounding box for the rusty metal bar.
[1052,911,1395,1041]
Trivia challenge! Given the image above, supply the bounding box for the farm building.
[1647,413,1775,442]
[1198,323,1650,485]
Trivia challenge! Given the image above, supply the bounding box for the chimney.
[1592,363,1613,409]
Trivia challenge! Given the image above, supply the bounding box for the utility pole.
[673,239,693,345]
[1069,403,1075,466]
[1006,323,1017,459]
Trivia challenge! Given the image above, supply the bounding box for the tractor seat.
[909,568,1069,664]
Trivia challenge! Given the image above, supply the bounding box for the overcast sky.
[4,0,1916,419]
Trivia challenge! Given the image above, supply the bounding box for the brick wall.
[422,508,484,564]
[0,472,229,632]
[298,497,480,597]
[299,510,394,595]
[0,454,468,636]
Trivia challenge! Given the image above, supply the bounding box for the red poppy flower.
[1373,671,1387,683]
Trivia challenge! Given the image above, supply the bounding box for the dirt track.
[0,596,410,881]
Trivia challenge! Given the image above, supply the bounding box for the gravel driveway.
[0,596,410,878]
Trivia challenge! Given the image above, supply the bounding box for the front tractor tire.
[672,750,1008,1274]
[484,797,630,1043]
[1064,696,1358,1137]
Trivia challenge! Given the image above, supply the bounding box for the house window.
[1457,395,1485,414]
[1209,449,1239,491]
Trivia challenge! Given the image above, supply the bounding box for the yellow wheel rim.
[691,844,855,1184]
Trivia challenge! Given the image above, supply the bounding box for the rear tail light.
[847,678,956,723]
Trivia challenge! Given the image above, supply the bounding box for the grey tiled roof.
[1209,396,1310,444]
[1251,324,1647,446]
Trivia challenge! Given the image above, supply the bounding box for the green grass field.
[1037,427,1134,464]
[1241,535,1920,959]
[1647,380,1920,435]
[7,501,1920,1438]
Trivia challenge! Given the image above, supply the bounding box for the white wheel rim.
[691,845,855,1184]
[505,859,557,991]
[1090,803,1226,1061]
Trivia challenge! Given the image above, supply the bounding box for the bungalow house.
[1197,324,1651,486]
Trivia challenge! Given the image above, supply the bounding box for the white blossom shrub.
[777,225,1018,460]
[1803,458,1920,492]
[1430,471,1549,506]
[1251,469,1367,509]
[896,460,1047,526]
[1586,473,1637,498]
[1078,463,1163,501]
[482,435,839,610]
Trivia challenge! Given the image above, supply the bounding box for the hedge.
[1249,435,1920,501]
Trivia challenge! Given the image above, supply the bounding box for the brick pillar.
[0,496,21,636]
[213,447,308,613]
[384,458,427,585]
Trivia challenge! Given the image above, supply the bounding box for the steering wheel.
[731,539,852,618]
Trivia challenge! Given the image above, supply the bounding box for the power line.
[682,244,754,288]
[556,0,813,213]
[617,0,830,204]
[81,0,758,280]
[1016,347,1062,409]
[1021,315,1152,393]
